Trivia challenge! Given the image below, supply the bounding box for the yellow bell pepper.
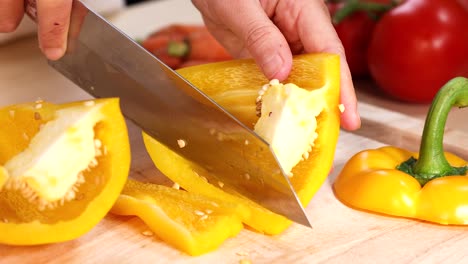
[111,179,245,256]
[142,53,341,234]
[0,98,130,245]
[334,77,468,225]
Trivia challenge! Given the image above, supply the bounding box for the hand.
[0,0,72,60]
[192,0,361,130]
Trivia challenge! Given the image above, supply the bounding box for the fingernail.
[44,48,64,61]
[261,53,284,80]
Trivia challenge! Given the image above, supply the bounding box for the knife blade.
[25,0,311,227]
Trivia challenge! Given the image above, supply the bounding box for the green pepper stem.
[332,0,399,24]
[398,77,468,185]
[167,40,189,57]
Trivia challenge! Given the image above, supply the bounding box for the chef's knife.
[25,0,311,227]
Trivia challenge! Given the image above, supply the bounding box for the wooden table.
[1,0,468,263]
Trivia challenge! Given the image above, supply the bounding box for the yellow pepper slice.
[111,179,245,256]
[143,53,341,234]
[334,77,468,225]
[0,98,130,245]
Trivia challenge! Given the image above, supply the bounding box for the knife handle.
[24,0,38,22]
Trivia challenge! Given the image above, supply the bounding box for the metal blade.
[50,0,311,227]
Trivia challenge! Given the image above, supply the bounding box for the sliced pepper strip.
[334,77,468,225]
[111,179,245,256]
[0,99,130,245]
[142,136,290,234]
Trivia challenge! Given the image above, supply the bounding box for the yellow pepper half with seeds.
[140,53,341,234]
[334,77,468,225]
[0,98,130,245]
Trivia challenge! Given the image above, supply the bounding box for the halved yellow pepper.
[111,179,245,256]
[0,98,130,245]
[142,53,341,234]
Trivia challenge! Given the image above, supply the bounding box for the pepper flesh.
[0,98,130,245]
[111,179,245,256]
[143,53,341,234]
[3,102,106,209]
[255,80,326,176]
[334,77,468,225]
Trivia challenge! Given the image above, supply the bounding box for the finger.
[0,0,24,32]
[195,0,292,81]
[337,56,361,131]
[292,0,361,130]
[36,0,72,60]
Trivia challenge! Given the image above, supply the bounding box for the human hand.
[0,0,71,60]
[191,0,361,130]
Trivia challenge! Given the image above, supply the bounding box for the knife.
[25,0,311,227]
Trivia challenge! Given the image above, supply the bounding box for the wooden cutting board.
[1,113,467,264]
[2,41,468,264]
[1,1,468,263]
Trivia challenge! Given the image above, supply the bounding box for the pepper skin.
[111,179,245,256]
[0,99,130,245]
[334,77,468,225]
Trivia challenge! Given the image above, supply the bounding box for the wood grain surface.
[2,127,468,264]
[1,1,468,263]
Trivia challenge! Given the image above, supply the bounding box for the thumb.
[209,1,292,80]
[245,22,292,81]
